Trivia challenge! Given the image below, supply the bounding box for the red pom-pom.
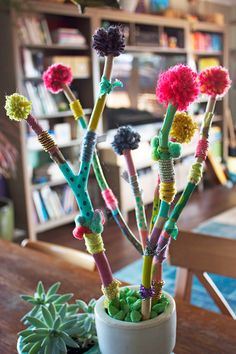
[198,66,231,97]
[156,64,199,111]
[43,64,73,93]
[73,225,91,240]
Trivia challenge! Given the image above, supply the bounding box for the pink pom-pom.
[156,64,199,111]
[73,225,91,240]
[43,63,73,93]
[198,66,231,97]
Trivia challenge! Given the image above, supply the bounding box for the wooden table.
[1,240,236,354]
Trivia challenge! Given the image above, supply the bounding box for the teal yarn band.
[99,75,123,97]
[164,219,178,240]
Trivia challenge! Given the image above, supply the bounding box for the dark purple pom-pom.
[92,25,125,57]
[111,126,141,155]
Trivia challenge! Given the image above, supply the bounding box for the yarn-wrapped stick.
[140,65,199,319]
[43,62,142,255]
[153,66,231,303]
[112,126,148,250]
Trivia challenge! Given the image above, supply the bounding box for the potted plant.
[17,281,99,354]
[5,20,231,354]
[0,131,17,241]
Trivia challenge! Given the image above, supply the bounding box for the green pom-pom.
[130,310,142,322]
[152,149,160,161]
[151,136,159,148]
[168,141,182,159]
[5,93,32,121]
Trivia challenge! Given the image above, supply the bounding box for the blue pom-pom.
[112,126,141,155]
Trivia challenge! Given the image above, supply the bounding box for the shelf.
[28,139,81,151]
[23,43,89,51]
[37,109,92,119]
[192,50,223,56]
[125,45,187,54]
[190,22,225,33]
[35,212,78,233]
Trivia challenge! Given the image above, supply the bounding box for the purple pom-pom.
[111,126,141,155]
[92,25,125,57]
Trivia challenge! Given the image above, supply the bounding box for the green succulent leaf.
[37,281,45,297]
[54,294,73,304]
[76,300,88,312]
[20,295,37,304]
[59,319,78,331]
[84,317,92,332]
[48,303,57,321]
[22,342,34,352]
[28,340,42,354]
[58,304,67,320]
[46,282,61,298]
[23,333,46,343]
[56,337,67,352]
[42,306,54,327]
[26,316,48,329]
[18,329,33,337]
[53,316,61,330]
[61,333,79,348]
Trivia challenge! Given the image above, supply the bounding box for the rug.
[114,207,236,314]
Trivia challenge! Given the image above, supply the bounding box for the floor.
[39,184,236,272]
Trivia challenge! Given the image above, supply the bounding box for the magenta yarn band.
[27,114,44,135]
[102,188,118,211]
[195,139,209,161]
[155,232,171,263]
[93,252,113,287]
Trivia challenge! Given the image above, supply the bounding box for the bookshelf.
[0,2,228,239]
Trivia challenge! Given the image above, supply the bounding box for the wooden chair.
[168,230,236,319]
[21,239,96,272]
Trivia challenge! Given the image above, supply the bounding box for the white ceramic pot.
[95,285,176,354]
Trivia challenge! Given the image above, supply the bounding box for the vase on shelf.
[119,0,139,12]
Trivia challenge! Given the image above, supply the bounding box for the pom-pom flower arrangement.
[5,23,231,354]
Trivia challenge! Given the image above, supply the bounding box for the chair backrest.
[21,239,96,272]
[168,230,236,319]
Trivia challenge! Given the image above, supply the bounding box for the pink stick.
[93,252,114,287]
[123,149,136,176]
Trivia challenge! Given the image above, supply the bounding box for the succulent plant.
[19,281,98,354]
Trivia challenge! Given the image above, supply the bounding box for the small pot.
[95,285,176,354]
[119,0,139,12]
[0,197,14,241]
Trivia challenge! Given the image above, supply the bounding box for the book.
[51,56,90,78]
[51,28,86,46]
[32,190,49,223]
[17,15,52,45]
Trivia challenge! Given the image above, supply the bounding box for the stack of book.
[32,185,78,224]
[51,28,86,46]
[25,82,58,116]
[191,32,222,52]
[17,16,52,45]
[50,56,90,78]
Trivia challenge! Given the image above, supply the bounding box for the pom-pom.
[43,63,73,93]
[112,126,141,155]
[198,66,231,97]
[5,93,32,121]
[151,136,160,161]
[92,25,125,57]
[168,141,182,158]
[156,64,199,111]
[170,112,198,143]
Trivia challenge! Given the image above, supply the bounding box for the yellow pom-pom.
[170,112,197,144]
[5,93,32,121]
